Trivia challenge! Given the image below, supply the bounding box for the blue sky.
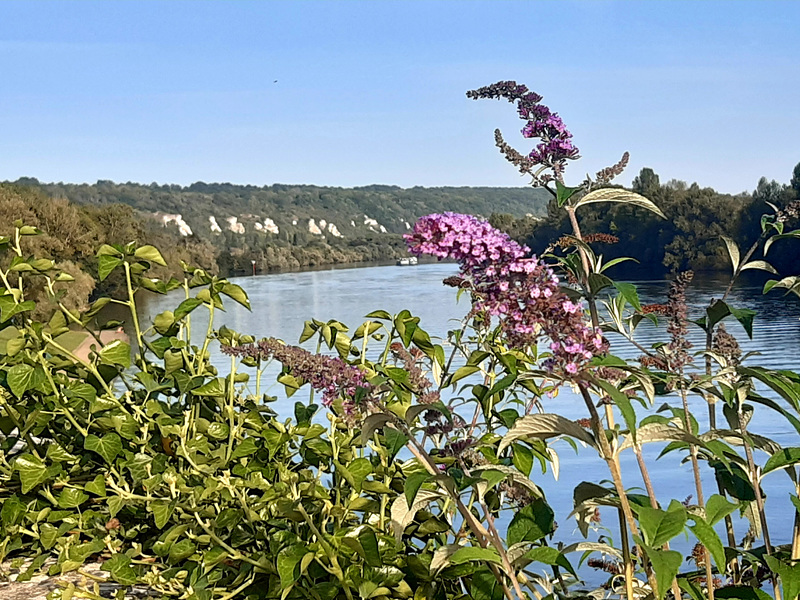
[1,1,798,194]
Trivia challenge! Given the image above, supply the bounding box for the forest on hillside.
[1,165,798,321]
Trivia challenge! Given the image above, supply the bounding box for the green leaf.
[39,523,59,550]
[364,309,392,320]
[689,516,726,574]
[389,489,442,543]
[277,544,307,589]
[357,526,382,567]
[511,443,533,477]
[230,438,259,460]
[449,365,480,385]
[507,499,554,545]
[449,546,501,565]
[729,305,757,339]
[702,494,738,526]
[637,503,686,548]
[555,181,581,208]
[1,495,26,525]
[595,379,637,438]
[134,245,167,266]
[383,427,408,460]
[740,259,778,274]
[648,548,682,600]
[84,433,123,464]
[470,566,504,600]
[107,496,125,517]
[194,378,225,397]
[499,413,596,453]
[575,188,666,218]
[97,244,123,257]
[153,311,175,335]
[101,554,138,586]
[14,454,50,493]
[7,364,35,398]
[168,538,196,564]
[151,500,175,529]
[99,340,131,368]
[173,297,204,321]
[97,255,123,281]
[347,457,372,492]
[520,546,578,578]
[57,488,89,509]
[721,235,740,273]
[206,422,230,440]
[765,555,800,600]
[762,447,800,477]
[220,283,251,309]
[404,472,429,507]
[613,281,642,311]
[85,475,107,497]
[360,413,392,443]
[765,230,800,255]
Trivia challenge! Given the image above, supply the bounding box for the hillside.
[1,179,549,289]
[13,178,549,243]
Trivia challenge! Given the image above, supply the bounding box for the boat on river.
[396,256,418,266]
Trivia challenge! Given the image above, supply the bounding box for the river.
[138,262,800,577]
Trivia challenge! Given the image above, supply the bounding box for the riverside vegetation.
[0,81,799,600]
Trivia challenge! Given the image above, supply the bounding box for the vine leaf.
[84,433,123,465]
[13,454,50,493]
[574,188,666,219]
[7,364,35,398]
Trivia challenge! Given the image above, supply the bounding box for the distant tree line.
[490,163,800,278]
[3,166,799,318]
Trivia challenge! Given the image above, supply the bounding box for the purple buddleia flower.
[405,213,608,377]
[222,338,373,409]
[467,80,579,184]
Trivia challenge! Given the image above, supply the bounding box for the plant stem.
[577,383,654,596]
[123,261,147,373]
[566,206,599,329]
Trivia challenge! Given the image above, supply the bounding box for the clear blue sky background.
[1,1,797,194]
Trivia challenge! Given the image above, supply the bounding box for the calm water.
[138,263,800,569]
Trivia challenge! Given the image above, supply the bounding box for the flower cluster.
[405,213,608,376]
[467,80,579,183]
[222,338,373,409]
[666,271,694,370]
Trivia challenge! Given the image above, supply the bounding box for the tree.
[632,167,660,197]
[753,176,784,206]
[791,161,800,197]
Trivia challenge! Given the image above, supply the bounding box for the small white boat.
[396,256,418,266]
